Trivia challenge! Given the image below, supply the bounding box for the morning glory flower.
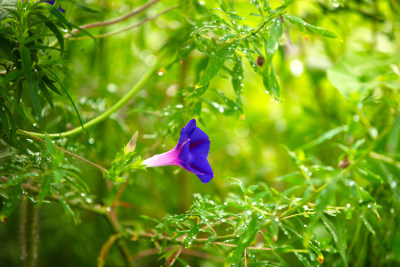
[142,119,214,183]
[42,0,65,12]
[23,0,66,13]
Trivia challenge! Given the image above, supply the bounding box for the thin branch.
[136,232,238,244]
[17,129,107,172]
[244,249,247,267]
[69,6,177,41]
[168,245,183,266]
[212,242,273,251]
[66,0,160,38]
[131,246,224,262]
[98,233,122,267]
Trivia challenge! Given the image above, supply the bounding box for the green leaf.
[183,223,201,247]
[195,41,240,92]
[327,52,400,101]
[176,258,190,266]
[361,214,376,235]
[35,13,64,54]
[320,214,347,266]
[262,63,281,100]
[20,45,42,125]
[265,18,282,64]
[42,75,61,95]
[205,234,217,248]
[0,107,10,140]
[38,80,55,109]
[226,177,246,192]
[227,213,263,264]
[38,174,52,203]
[45,68,86,135]
[302,125,348,150]
[2,69,21,85]
[0,184,22,221]
[52,187,77,224]
[65,0,100,13]
[231,55,243,104]
[284,14,343,41]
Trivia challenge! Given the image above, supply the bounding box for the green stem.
[20,64,157,138]
[20,199,39,267]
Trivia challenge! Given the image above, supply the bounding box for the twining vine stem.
[19,62,158,138]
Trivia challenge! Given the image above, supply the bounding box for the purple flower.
[42,1,65,13]
[22,0,65,12]
[142,119,214,183]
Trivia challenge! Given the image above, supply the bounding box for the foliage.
[1,0,400,266]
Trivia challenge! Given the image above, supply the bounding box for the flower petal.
[177,142,203,175]
[192,159,214,183]
[177,119,196,147]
